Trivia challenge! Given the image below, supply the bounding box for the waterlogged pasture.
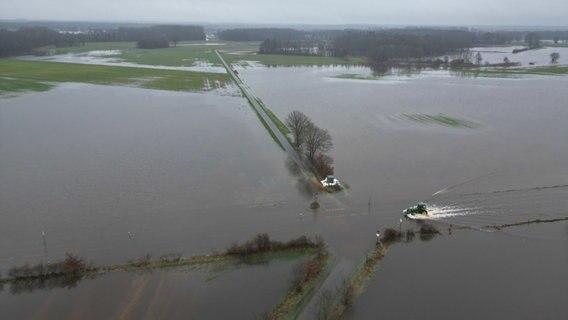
[0,59,231,94]
[34,41,260,70]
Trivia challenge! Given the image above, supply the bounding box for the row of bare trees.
[286,111,334,178]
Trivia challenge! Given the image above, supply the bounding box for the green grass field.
[0,77,53,95]
[37,42,136,54]
[223,52,367,67]
[36,41,260,67]
[36,41,367,68]
[0,59,230,94]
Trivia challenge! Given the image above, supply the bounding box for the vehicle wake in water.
[415,204,484,220]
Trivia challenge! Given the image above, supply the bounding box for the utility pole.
[42,230,48,256]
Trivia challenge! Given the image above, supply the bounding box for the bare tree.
[285,110,311,150]
[474,51,483,65]
[304,122,333,164]
[550,52,560,63]
[525,32,541,49]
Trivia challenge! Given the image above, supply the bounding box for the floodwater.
[0,259,297,319]
[18,51,228,74]
[236,63,568,318]
[2,51,568,318]
[345,223,568,320]
[0,84,317,270]
[469,46,568,67]
[0,83,323,317]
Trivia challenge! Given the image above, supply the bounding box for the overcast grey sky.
[1,0,567,26]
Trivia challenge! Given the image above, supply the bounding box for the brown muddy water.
[345,223,568,320]
[0,83,324,318]
[2,60,568,319]
[237,65,568,318]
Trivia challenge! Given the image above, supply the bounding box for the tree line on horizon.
[249,28,568,65]
[0,25,205,57]
[218,28,306,41]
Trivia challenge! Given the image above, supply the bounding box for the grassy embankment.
[0,59,230,95]
[214,50,291,151]
[269,251,331,320]
[248,101,286,151]
[254,97,293,145]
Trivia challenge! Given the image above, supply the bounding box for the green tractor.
[403,202,428,218]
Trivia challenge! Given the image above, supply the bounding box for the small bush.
[342,283,355,307]
[382,228,403,243]
[226,234,323,257]
[159,253,182,263]
[61,253,87,274]
[129,254,152,267]
[419,224,440,241]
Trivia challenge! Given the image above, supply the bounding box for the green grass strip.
[0,59,230,93]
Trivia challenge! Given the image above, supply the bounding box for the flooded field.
[2,48,568,318]
[0,84,314,270]
[470,46,568,67]
[236,63,568,317]
[345,222,568,320]
[18,52,228,74]
[0,259,297,319]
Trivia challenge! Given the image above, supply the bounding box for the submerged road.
[214,50,310,175]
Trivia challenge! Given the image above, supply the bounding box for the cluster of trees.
[254,28,518,64]
[225,233,323,257]
[332,29,505,63]
[218,28,306,41]
[286,111,334,178]
[0,27,80,57]
[115,25,204,46]
[259,39,330,56]
[0,24,205,56]
[524,32,542,49]
[503,30,568,44]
